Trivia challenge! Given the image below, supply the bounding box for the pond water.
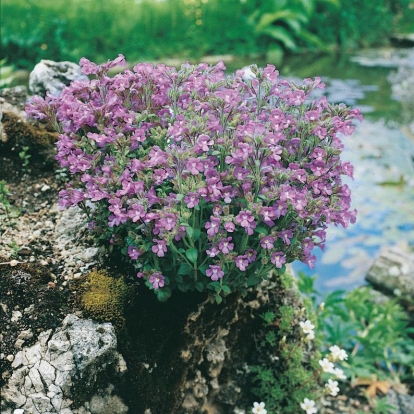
[269,51,414,292]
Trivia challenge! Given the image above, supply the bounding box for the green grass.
[1,0,257,69]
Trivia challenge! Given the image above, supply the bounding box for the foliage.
[18,146,31,172]
[299,272,414,400]
[250,271,348,413]
[2,0,412,70]
[0,58,15,88]
[309,0,414,49]
[26,55,361,302]
[1,0,258,70]
[0,180,12,216]
[248,0,340,63]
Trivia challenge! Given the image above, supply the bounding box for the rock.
[0,315,128,414]
[29,60,88,97]
[11,310,23,322]
[387,389,414,414]
[365,245,414,305]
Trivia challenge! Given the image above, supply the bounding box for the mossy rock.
[78,270,132,329]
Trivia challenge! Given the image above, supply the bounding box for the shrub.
[26,55,362,302]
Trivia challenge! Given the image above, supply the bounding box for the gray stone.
[11,310,23,322]
[29,60,88,97]
[18,329,34,341]
[38,360,56,385]
[29,368,45,393]
[387,389,414,414]
[1,315,128,414]
[366,245,414,304]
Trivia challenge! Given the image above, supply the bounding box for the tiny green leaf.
[195,282,204,292]
[247,273,260,287]
[185,248,198,263]
[178,262,193,275]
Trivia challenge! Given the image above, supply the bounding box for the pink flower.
[205,216,221,237]
[260,236,275,250]
[127,246,141,260]
[184,192,199,208]
[234,255,249,271]
[149,272,165,290]
[224,221,235,232]
[186,158,204,175]
[218,237,234,254]
[152,239,167,257]
[271,251,286,268]
[206,265,224,281]
[235,210,256,235]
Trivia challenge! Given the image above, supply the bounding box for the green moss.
[79,270,131,329]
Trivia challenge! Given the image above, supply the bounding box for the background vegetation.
[2,0,413,69]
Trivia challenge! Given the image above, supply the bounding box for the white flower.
[300,398,317,414]
[299,320,315,335]
[319,358,334,373]
[306,331,315,341]
[332,367,347,380]
[325,379,340,396]
[329,345,348,361]
[252,401,267,414]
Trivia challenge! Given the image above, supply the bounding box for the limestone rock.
[365,245,414,305]
[0,315,128,414]
[29,60,88,97]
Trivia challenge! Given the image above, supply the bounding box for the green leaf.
[186,226,194,238]
[178,262,193,275]
[208,281,221,293]
[195,282,205,292]
[185,248,198,263]
[156,288,171,302]
[247,273,260,287]
[193,228,201,241]
[215,295,223,304]
[221,285,231,294]
[261,26,298,51]
[254,226,269,235]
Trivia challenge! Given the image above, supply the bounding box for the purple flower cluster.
[26,55,362,301]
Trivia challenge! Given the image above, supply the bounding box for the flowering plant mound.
[26,55,362,302]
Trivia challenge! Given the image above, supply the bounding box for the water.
[280,52,414,292]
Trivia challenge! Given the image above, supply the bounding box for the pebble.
[11,311,23,322]
[13,409,25,414]
[10,260,19,267]
[14,339,25,349]
[73,273,82,279]
[6,354,14,362]
[40,260,48,266]
[41,184,51,192]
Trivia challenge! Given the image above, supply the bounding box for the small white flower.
[319,358,334,373]
[332,367,347,380]
[329,345,348,361]
[300,398,317,414]
[306,331,315,341]
[299,320,315,335]
[325,379,340,396]
[252,401,267,414]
